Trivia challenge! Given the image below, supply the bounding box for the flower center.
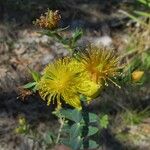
[56,75,71,91]
[86,64,100,83]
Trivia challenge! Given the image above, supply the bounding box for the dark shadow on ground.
[0,91,55,122]
[0,0,129,29]
[100,129,138,150]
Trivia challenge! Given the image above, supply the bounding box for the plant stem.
[55,117,65,144]
[81,100,89,149]
[54,33,74,53]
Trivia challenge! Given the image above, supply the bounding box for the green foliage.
[60,109,83,149]
[122,107,150,125]
[41,27,83,53]
[120,0,150,28]
[23,68,41,92]
[69,136,82,150]
[58,108,101,150]
[88,126,99,136]
[88,140,99,149]
[71,28,83,48]
[60,109,82,123]
[134,10,150,17]
[70,123,83,138]
[23,82,37,89]
[89,113,99,123]
[80,140,99,150]
[28,67,41,82]
[122,51,150,85]
[121,1,150,85]
[99,114,109,129]
[142,51,150,69]
[137,0,150,7]
[43,131,55,146]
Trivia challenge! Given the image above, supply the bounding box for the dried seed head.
[33,9,61,30]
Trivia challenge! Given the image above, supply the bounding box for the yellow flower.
[80,46,119,86]
[38,57,100,109]
[132,70,144,82]
[68,58,102,99]
[33,9,61,30]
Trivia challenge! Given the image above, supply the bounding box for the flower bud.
[132,70,144,82]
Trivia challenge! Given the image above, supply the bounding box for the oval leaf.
[88,126,99,136]
[60,109,82,122]
[70,123,83,138]
[89,140,99,149]
[23,82,36,89]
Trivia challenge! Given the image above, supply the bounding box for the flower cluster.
[33,9,61,30]
[37,46,119,109]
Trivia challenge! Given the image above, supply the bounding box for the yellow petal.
[78,78,102,99]
[63,93,81,109]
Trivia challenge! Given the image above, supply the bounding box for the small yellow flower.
[80,46,119,86]
[33,9,61,30]
[132,70,144,82]
[38,57,100,109]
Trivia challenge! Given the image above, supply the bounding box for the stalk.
[81,99,89,149]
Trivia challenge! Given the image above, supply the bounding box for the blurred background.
[0,0,150,150]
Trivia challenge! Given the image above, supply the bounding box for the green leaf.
[142,52,150,69]
[69,136,82,150]
[88,126,99,136]
[56,26,69,32]
[70,123,83,138]
[41,27,69,36]
[119,10,148,27]
[134,11,150,17]
[99,114,109,129]
[28,68,41,82]
[89,140,99,149]
[40,30,65,43]
[89,113,98,123]
[60,109,74,121]
[44,131,54,145]
[32,85,38,92]
[60,109,82,123]
[23,82,36,89]
[39,30,57,37]
[80,113,98,124]
[62,123,70,133]
[138,0,150,6]
[81,140,99,150]
[72,109,82,122]
[72,28,83,44]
